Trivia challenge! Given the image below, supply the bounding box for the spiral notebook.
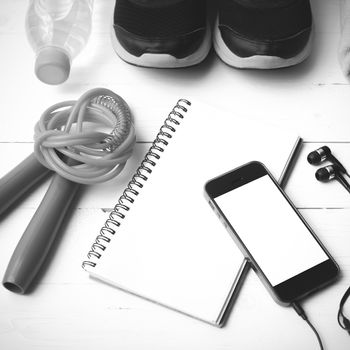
[83,99,300,326]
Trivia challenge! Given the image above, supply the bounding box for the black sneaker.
[111,0,211,68]
[214,0,313,69]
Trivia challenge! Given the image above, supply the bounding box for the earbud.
[307,146,348,175]
[315,165,350,193]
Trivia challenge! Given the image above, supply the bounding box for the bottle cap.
[35,47,71,85]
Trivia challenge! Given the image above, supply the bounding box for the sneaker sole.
[110,24,212,68]
[213,19,313,69]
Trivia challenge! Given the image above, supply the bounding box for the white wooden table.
[0,1,350,349]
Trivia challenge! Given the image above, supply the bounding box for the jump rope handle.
[0,153,50,216]
[2,169,80,293]
[0,153,78,294]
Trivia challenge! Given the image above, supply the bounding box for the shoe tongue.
[128,0,184,8]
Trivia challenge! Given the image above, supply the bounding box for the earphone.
[307,146,349,176]
[307,145,350,336]
[307,145,350,192]
[315,165,350,193]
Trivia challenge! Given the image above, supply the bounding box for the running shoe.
[213,0,313,69]
[112,0,211,68]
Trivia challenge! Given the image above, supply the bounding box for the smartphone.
[204,161,339,305]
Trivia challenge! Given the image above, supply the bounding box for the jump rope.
[1,88,136,293]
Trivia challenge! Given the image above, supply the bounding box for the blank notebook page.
[86,100,298,325]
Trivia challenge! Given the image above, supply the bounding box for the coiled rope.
[34,88,136,184]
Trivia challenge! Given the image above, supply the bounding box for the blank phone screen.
[214,175,328,287]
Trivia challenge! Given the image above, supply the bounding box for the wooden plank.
[0,143,150,210]
[0,208,349,349]
[1,34,350,141]
[0,142,349,210]
[1,206,349,283]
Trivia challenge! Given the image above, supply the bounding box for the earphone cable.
[337,286,350,334]
[292,302,324,350]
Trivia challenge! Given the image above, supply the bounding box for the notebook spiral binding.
[82,99,191,269]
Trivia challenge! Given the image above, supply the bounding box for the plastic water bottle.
[25,0,93,85]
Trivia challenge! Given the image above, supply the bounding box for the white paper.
[86,100,299,325]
